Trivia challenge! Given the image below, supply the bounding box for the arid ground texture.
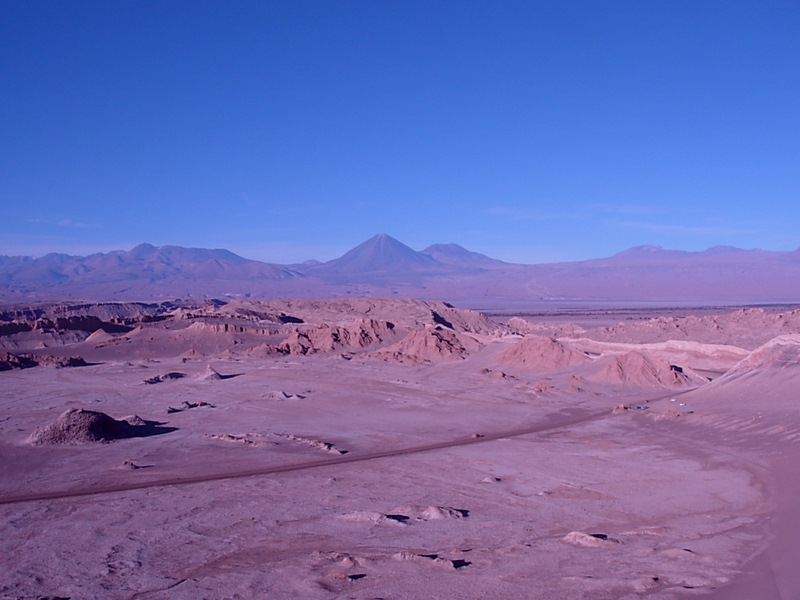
[2,298,800,599]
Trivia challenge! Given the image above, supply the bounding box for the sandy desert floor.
[1,299,799,600]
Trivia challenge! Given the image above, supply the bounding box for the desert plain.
[2,298,800,600]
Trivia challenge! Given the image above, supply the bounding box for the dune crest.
[586,350,704,387]
[711,334,800,386]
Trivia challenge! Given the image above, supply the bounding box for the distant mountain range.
[2,233,800,306]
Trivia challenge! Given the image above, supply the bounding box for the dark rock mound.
[36,355,90,368]
[29,409,175,445]
[0,353,39,371]
[0,353,89,371]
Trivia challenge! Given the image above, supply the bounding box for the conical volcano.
[313,233,440,276]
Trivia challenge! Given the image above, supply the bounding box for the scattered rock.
[262,390,306,400]
[182,400,213,410]
[562,531,621,547]
[421,505,469,520]
[330,572,367,581]
[339,511,408,526]
[391,552,471,569]
[391,505,469,521]
[276,433,347,454]
[204,433,270,446]
[166,400,211,412]
[143,372,186,384]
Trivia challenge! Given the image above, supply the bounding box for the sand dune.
[687,334,800,400]
[586,350,705,387]
[721,333,800,378]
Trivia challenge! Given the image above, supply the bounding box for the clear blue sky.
[2,1,798,264]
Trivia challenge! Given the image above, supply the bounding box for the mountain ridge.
[2,235,800,304]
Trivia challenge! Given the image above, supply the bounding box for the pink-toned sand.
[1,298,798,599]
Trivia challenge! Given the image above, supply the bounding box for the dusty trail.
[0,407,614,506]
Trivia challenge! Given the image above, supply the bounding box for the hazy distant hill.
[1,234,800,305]
[420,243,507,268]
[0,243,300,299]
[303,233,443,280]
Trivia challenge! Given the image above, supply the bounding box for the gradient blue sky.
[2,1,799,264]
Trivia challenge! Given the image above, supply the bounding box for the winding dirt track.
[0,408,614,506]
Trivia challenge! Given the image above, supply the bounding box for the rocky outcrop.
[277,319,398,355]
[497,335,591,372]
[370,328,482,364]
[581,308,800,350]
[0,353,88,371]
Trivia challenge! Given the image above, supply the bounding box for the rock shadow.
[120,419,178,439]
[29,409,178,445]
[217,372,243,380]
